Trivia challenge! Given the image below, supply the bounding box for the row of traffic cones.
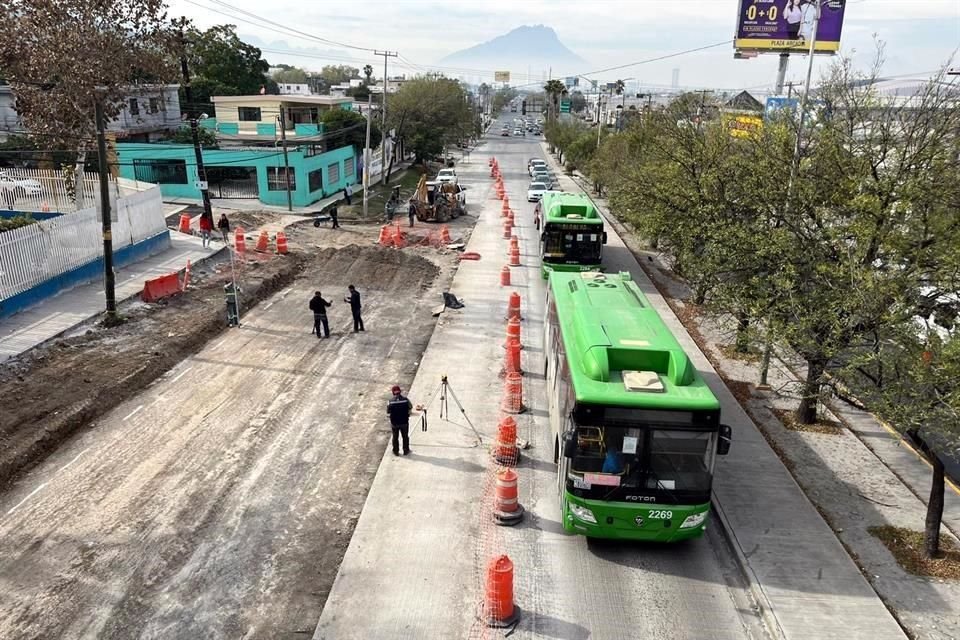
[233,227,288,255]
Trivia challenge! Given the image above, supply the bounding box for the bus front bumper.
[562,495,710,542]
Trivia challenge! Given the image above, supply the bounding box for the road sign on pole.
[559,100,571,113]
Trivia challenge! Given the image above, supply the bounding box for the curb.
[711,494,786,640]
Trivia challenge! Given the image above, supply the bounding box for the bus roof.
[541,192,603,225]
[549,271,720,411]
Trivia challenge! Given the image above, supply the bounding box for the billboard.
[764,96,800,116]
[722,113,763,139]
[734,0,847,54]
[494,71,510,83]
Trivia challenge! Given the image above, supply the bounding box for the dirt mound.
[304,244,440,293]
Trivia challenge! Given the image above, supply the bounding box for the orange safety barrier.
[485,556,519,627]
[509,246,521,267]
[507,291,521,320]
[458,252,482,261]
[234,227,246,252]
[501,371,524,414]
[500,265,511,286]
[142,272,181,303]
[502,221,512,239]
[378,225,393,247]
[255,230,269,252]
[493,468,525,525]
[493,416,518,460]
[504,316,521,348]
[504,338,521,374]
[276,231,288,254]
[439,225,451,243]
[178,214,191,234]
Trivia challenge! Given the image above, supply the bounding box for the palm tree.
[544,79,566,120]
[363,64,374,84]
[614,79,625,96]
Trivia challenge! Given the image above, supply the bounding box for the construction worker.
[344,284,364,332]
[408,198,416,227]
[387,385,413,456]
[224,283,242,327]
[309,290,332,338]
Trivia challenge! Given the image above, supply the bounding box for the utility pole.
[375,50,398,186]
[785,81,797,99]
[178,24,213,222]
[94,98,118,322]
[278,107,293,212]
[596,88,604,148]
[775,52,790,95]
[362,92,372,220]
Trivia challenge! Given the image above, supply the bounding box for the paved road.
[315,121,768,639]
[0,246,445,639]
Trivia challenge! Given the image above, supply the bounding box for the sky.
[168,0,960,94]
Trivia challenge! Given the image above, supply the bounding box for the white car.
[436,168,458,184]
[528,161,547,176]
[527,181,549,202]
[0,170,42,198]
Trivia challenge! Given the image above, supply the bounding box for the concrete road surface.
[315,122,768,639]
[0,247,445,639]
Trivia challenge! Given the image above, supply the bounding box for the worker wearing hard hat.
[386,385,413,456]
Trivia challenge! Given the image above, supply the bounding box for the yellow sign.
[722,113,763,139]
[494,71,510,83]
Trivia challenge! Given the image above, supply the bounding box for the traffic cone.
[378,225,393,247]
[393,221,406,248]
[488,157,494,166]
[493,468,524,525]
[234,227,246,253]
[485,556,519,628]
[500,265,511,286]
[439,225,451,243]
[502,220,512,239]
[504,316,521,349]
[501,372,524,414]
[276,231,288,254]
[509,246,521,267]
[493,417,519,466]
[255,230,269,252]
[178,214,191,234]
[507,292,521,320]
[504,338,521,375]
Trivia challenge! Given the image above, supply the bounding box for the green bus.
[538,192,606,278]
[545,271,731,541]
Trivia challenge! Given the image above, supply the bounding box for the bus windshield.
[568,425,716,494]
[542,225,602,264]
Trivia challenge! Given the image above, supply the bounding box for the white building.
[0,84,182,142]
[278,83,312,96]
[371,76,407,95]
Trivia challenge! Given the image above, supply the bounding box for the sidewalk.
[0,234,221,362]
[554,152,956,640]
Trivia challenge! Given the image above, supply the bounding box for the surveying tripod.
[419,375,482,444]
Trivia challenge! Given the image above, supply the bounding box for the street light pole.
[362,92,372,220]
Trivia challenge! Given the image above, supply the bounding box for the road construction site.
[0,204,470,638]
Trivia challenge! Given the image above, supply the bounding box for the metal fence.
[0,185,166,300]
[0,168,121,214]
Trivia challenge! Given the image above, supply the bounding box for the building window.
[327,162,340,184]
[267,167,295,191]
[238,107,262,122]
[133,159,187,184]
[344,157,355,177]
[149,97,160,114]
[308,168,323,192]
[129,98,140,116]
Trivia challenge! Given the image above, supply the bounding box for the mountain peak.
[439,24,585,73]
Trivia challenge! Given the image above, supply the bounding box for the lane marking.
[58,448,90,474]
[122,405,144,421]
[170,367,193,383]
[263,301,274,310]
[7,482,48,516]
[215,339,227,349]
[149,395,165,407]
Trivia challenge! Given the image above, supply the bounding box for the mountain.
[439,25,586,75]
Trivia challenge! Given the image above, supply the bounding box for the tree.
[491,87,518,115]
[569,91,587,113]
[320,65,360,88]
[543,79,567,120]
[273,66,308,84]
[363,65,374,84]
[0,0,178,150]
[180,24,272,112]
[320,107,380,153]
[347,84,371,101]
[169,125,218,148]
[386,75,472,166]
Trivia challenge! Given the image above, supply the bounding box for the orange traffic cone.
[234,227,246,253]
[485,556,519,628]
[393,221,406,248]
[439,225,451,243]
[503,338,521,375]
[507,292,521,320]
[493,417,519,465]
[179,214,191,234]
[502,221,512,239]
[276,231,288,254]
[378,225,393,247]
[501,372,524,414]
[255,230,269,252]
[504,316,521,348]
[500,265,511,286]
[493,468,524,525]
[509,246,521,267]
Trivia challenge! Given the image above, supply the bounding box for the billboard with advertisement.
[734,0,847,54]
[722,113,764,139]
[494,71,510,83]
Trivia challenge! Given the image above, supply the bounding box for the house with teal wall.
[116,142,358,208]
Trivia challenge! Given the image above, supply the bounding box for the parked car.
[0,170,42,197]
[501,129,510,136]
[527,181,549,202]
[533,171,557,188]
[436,168,458,184]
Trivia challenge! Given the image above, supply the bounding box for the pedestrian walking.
[344,284,364,332]
[408,198,417,228]
[343,183,353,205]
[330,206,340,229]
[309,290,332,338]
[217,213,230,243]
[386,385,413,456]
[199,213,213,247]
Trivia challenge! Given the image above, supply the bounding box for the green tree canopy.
[180,24,271,113]
[320,107,380,153]
[272,66,308,84]
[387,75,473,164]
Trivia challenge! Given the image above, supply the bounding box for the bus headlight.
[680,511,708,529]
[569,503,597,524]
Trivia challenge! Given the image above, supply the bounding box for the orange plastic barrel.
[485,556,515,624]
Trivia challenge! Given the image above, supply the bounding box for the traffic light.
[521,100,526,115]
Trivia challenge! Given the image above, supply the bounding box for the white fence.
[0,185,166,301]
[0,168,122,214]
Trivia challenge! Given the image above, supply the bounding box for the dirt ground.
[0,213,468,640]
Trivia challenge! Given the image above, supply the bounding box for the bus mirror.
[717,424,732,456]
[562,430,577,458]
[602,231,608,244]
